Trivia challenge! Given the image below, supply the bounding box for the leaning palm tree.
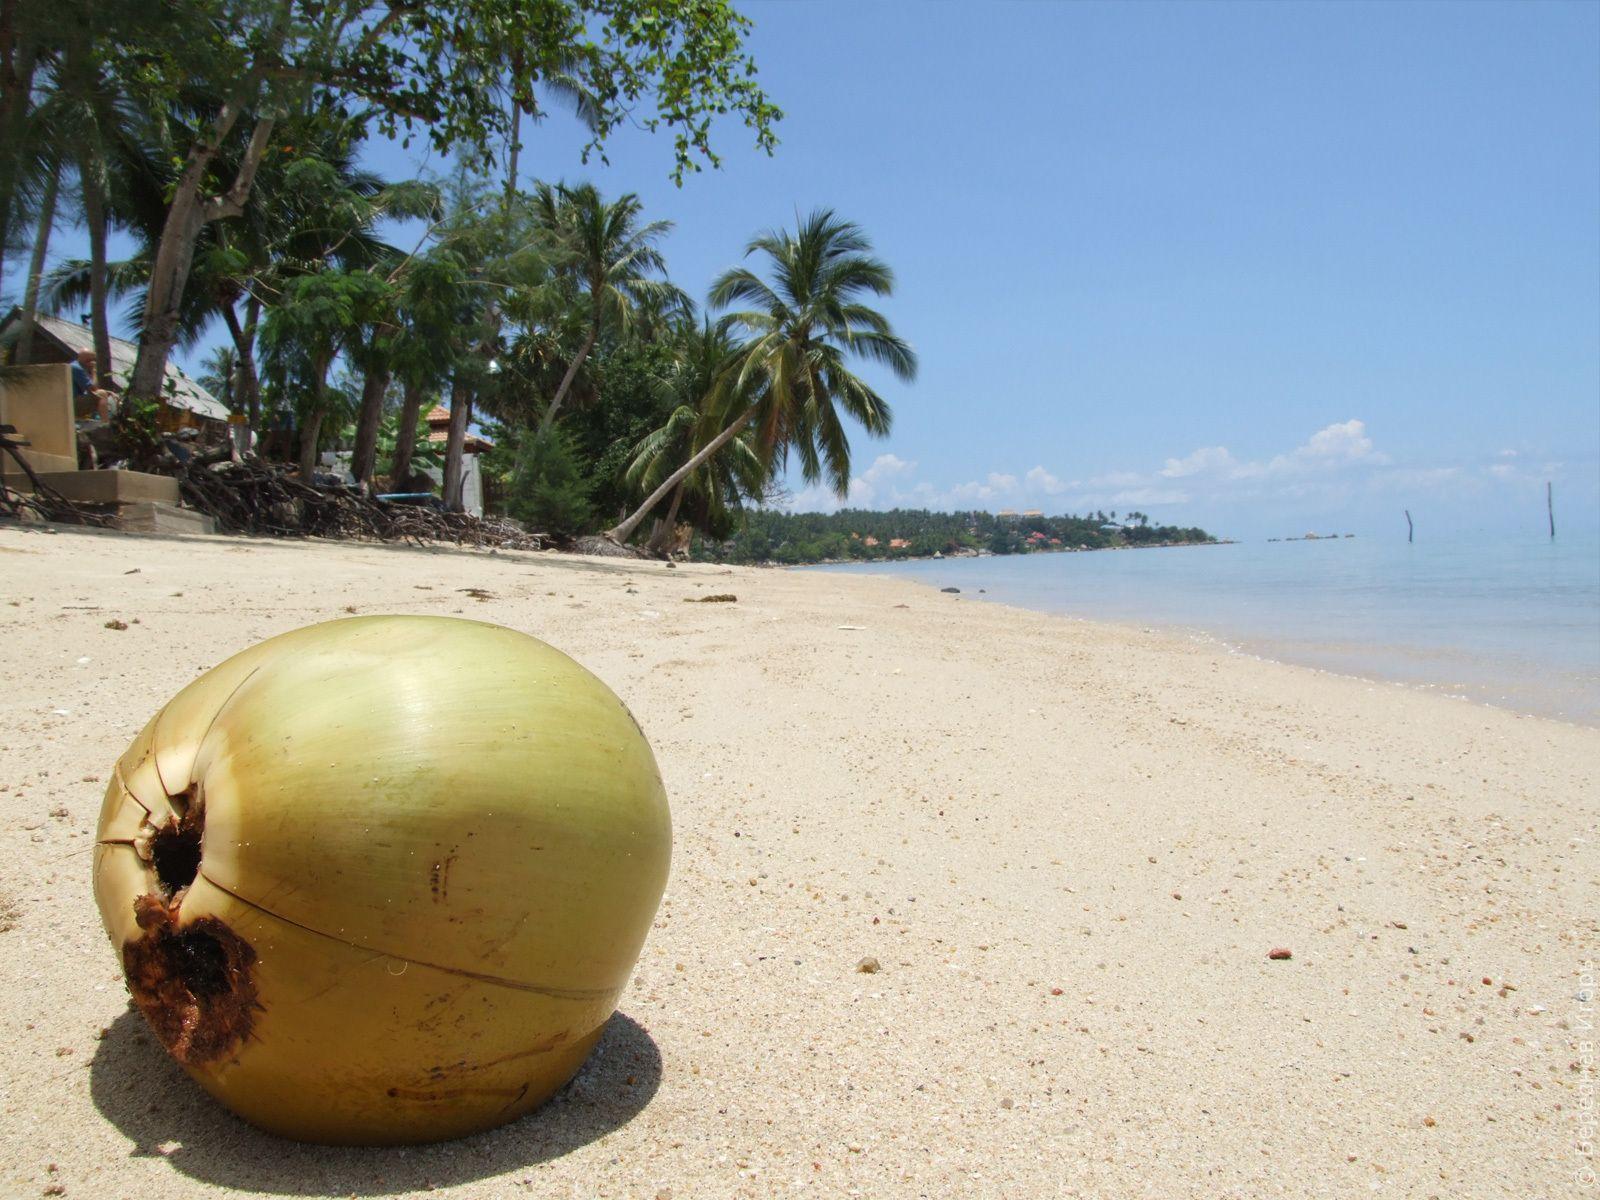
[533,182,683,438]
[625,320,766,553]
[605,209,916,545]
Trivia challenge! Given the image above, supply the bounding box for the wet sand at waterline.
[1,524,1594,1198]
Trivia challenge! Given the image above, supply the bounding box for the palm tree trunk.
[16,157,58,363]
[536,321,598,439]
[441,375,472,511]
[80,150,112,384]
[390,377,423,486]
[644,480,686,554]
[350,363,390,488]
[129,108,275,401]
[298,404,324,480]
[504,98,521,204]
[0,6,39,299]
[219,298,262,433]
[298,364,330,480]
[607,406,755,545]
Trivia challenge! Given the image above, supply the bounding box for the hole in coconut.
[124,901,258,1067]
[168,925,232,998]
[149,805,203,895]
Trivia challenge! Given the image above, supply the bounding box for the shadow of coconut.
[90,1006,662,1196]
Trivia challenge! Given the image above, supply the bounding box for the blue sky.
[24,0,1600,539]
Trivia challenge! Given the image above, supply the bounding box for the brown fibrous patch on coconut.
[123,893,258,1067]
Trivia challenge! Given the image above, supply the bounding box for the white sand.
[1,524,1595,1198]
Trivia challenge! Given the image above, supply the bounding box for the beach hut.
[0,308,231,432]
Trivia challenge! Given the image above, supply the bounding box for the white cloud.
[1085,469,1144,488]
[1262,419,1387,476]
[1025,465,1067,494]
[782,418,1565,521]
[846,453,916,506]
[1160,446,1237,478]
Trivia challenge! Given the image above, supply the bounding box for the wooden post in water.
[1547,482,1555,539]
[1404,509,1413,543]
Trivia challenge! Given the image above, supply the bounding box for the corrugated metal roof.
[26,312,231,422]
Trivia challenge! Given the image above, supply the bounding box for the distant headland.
[693,508,1217,565]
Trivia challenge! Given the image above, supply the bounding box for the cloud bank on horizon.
[787,419,1583,534]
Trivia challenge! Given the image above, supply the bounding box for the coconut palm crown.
[604,209,914,544]
[533,181,687,436]
[711,207,916,493]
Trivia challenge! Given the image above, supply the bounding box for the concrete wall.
[0,364,77,479]
[422,457,484,517]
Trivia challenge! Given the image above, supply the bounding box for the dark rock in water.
[941,586,960,594]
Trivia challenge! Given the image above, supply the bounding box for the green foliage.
[111,0,780,189]
[109,391,163,462]
[711,208,916,493]
[506,428,594,535]
[378,410,443,477]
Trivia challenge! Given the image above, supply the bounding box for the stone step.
[1,449,77,485]
[34,469,180,505]
[113,501,216,536]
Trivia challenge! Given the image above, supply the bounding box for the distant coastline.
[690,507,1217,566]
[788,537,1224,568]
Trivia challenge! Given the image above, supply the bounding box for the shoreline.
[810,548,1600,729]
[2,524,1595,1198]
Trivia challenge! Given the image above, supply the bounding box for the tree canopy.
[1,1,1215,560]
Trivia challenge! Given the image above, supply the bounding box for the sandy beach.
[1,524,1595,1199]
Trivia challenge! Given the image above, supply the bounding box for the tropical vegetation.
[697,509,1215,565]
[2,0,1210,560]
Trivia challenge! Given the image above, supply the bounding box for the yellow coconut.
[93,616,671,1145]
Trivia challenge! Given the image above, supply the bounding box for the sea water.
[815,534,1600,725]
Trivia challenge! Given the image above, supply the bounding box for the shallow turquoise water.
[814,534,1600,725]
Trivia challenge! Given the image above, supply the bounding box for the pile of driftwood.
[177,455,546,551]
[0,424,111,526]
[2,424,545,552]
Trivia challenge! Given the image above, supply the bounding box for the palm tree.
[0,0,69,305]
[43,115,416,437]
[259,267,390,478]
[41,17,142,382]
[196,344,238,408]
[624,320,764,553]
[605,209,916,545]
[533,182,682,438]
[387,248,470,487]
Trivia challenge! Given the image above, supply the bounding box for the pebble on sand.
[857,957,881,974]
[1268,947,1293,960]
